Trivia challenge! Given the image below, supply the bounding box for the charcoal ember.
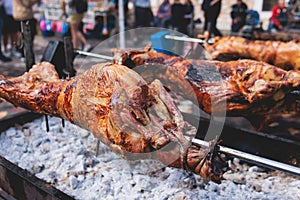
[0,117,300,199]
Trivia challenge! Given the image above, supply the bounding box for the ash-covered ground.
[1,117,299,200]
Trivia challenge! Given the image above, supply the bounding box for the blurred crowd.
[0,0,299,63]
[0,0,39,62]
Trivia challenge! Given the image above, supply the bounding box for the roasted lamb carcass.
[113,47,300,129]
[0,62,227,183]
[204,36,300,71]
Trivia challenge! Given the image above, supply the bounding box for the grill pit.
[0,116,300,199]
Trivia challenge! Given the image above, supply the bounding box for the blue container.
[150,31,174,55]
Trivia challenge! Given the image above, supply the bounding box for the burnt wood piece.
[0,156,74,200]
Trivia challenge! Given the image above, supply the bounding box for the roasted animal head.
[103,65,191,157]
[97,65,227,182]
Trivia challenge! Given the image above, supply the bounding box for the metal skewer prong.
[192,138,300,177]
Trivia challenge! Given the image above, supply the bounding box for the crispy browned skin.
[113,48,300,122]
[205,36,300,71]
[0,62,227,183]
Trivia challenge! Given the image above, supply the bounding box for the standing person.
[154,0,171,28]
[201,0,222,38]
[172,0,193,35]
[171,0,186,33]
[0,0,11,62]
[268,0,288,31]
[3,0,21,58]
[13,0,39,42]
[230,0,248,33]
[13,0,40,62]
[133,0,153,27]
[61,0,91,51]
[183,0,194,35]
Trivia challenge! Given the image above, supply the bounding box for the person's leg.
[11,32,22,58]
[72,22,91,51]
[76,29,87,47]
[146,8,153,26]
[267,21,275,32]
[202,14,211,39]
[69,14,82,49]
[8,16,21,56]
[3,33,9,53]
[210,16,222,36]
[29,18,37,42]
[178,23,188,35]
[135,7,143,27]
[212,27,222,36]
[2,14,10,53]
[70,23,79,49]
[140,7,150,27]
[153,16,160,27]
[14,20,24,58]
[11,32,18,47]
[237,23,244,33]
[72,14,90,51]
[0,17,11,62]
[0,18,3,49]
[161,17,171,28]
[9,16,19,48]
[203,12,210,34]
[231,23,240,33]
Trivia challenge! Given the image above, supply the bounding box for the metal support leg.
[21,21,35,71]
[63,36,76,78]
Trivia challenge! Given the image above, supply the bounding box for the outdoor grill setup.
[1,28,300,199]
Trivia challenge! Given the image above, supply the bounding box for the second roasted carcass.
[204,36,300,71]
[113,47,300,129]
[0,62,227,183]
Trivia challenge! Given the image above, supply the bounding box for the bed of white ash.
[1,116,300,200]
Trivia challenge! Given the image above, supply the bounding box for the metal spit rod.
[75,50,114,61]
[164,35,215,44]
[192,138,300,177]
[75,34,214,61]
